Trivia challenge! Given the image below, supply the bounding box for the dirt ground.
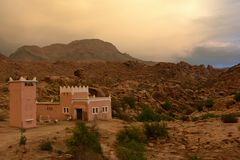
[0,117,239,160]
[0,119,126,160]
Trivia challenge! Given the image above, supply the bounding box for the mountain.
[212,63,240,93]
[0,52,8,61]
[9,39,138,62]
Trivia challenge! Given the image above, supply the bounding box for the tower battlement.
[60,86,89,94]
[9,77,37,82]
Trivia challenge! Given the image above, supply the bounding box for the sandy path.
[0,121,74,151]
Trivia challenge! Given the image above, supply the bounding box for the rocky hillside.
[0,59,223,110]
[1,54,240,115]
[212,64,240,94]
[9,39,138,62]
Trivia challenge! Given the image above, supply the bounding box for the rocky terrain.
[0,41,240,159]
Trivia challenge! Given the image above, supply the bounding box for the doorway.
[76,109,83,120]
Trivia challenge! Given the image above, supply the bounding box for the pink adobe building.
[9,77,112,129]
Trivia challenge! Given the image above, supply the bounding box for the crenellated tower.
[9,77,37,128]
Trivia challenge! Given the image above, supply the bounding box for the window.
[63,107,69,113]
[92,107,99,114]
[25,82,33,86]
[102,106,108,113]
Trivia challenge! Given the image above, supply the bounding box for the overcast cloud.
[0,0,240,66]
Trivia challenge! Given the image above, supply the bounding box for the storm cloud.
[0,0,240,65]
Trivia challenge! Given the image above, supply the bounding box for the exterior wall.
[9,81,37,128]
[88,99,112,121]
[72,92,89,99]
[9,80,112,128]
[9,82,22,128]
[21,82,37,128]
[72,101,89,120]
[36,103,66,121]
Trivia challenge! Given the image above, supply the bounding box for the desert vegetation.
[19,129,27,146]
[39,139,53,151]
[144,122,168,139]
[116,126,147,160]
[221,114,238,123]
[205,99,215,108]
[116,120,170,160]
[65,121,104,160]
[234,92,240,102]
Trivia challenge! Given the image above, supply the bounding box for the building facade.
[9,77,112,129]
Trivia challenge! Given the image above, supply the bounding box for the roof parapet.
[8,76,38,82]
[60,86,89,94]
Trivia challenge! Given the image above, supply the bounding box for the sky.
[0,0,240,66]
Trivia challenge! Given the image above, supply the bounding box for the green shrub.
[117,126,146,144]
[122,96,136,108]
[234,92,240,102]
[66,121,103,159]
[137,106,161,122]
[116,140,146,160]
[116,127,146,160]
[191,116,199,122]
[111,97,132,121]
[19,129,27,146]
[144,122,168,139]
[195,101,204,112]
[167,112,176,118]
[205,99,214,108]
[191,113,218,122]
[221,114,238,123]
[189,155,202,160]
[39,139,53,151]
[200,113,218,120]
[162,101,172,111]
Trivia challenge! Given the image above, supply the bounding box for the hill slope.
[9,39,138,62]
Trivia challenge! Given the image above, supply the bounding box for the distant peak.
[69,39,107,45]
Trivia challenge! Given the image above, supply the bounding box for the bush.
[122,96,136,108]
[144,122,168,139]
[189,155,202,160]
[19,129,27,146]
[117,126,146,144]
[66,121,103,159]
[111,97,132,121]
[234,92,240,102]
[205,99,214,108]
[191,116,200,122]
[200,113,218,120]
[39,139,53,151]
[191,113,218,122]
[116,127,146,160]
[74,69,82,78]
[137,106,161,122]
[195,101,204,112]
[162,101,172,111]
[116,140,146,160]
[221,114,238,123]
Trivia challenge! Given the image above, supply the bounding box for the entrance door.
[76,109,83,120]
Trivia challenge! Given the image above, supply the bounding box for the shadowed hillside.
[9,39,138,62]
